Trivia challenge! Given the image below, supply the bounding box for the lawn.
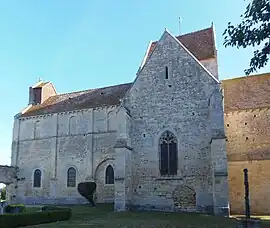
[25,204,270,228]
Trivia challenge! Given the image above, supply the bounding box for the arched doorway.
[94,159,115,203]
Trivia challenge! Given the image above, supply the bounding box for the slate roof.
[21,83,133,117]
[148,27,216,60]
[222,73,270,112]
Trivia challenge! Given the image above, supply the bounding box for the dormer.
[29,81,57,105]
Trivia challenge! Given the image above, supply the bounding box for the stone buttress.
[209,87,229,216]
[114,105,133,211]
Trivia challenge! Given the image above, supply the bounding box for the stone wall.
[200,58,218,80]
[123,31,227,213]
[13,106,118,204]
[225,108,270,214]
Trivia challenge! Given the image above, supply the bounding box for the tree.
[1,187,6,201]
[223,0,270,75]
[77,182,96,207]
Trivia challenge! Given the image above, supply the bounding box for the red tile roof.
[148,27,216,60]
[21,83,132,117]
[222,73,270,112]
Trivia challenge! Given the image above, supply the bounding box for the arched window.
[105,165,114,184]
[33,169,41,188]
[159,131,178,176]
[67,167,76,187]
[34,121,41,138]
[69,116,76,135]
[107,111,114,131]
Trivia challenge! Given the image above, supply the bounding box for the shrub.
[0,207,72,228]
[4,204,26,213]
[41,205,62,211]
[77,182,96,206]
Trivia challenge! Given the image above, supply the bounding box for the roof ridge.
[55,82,133,97]
[164,29,219,84]
[175,26,213,39]
[222,72,270,82]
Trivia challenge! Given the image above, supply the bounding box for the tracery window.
[159,131,178,176]
[105,165,114,184]
[67,167,76,187]
[33,169,41,188]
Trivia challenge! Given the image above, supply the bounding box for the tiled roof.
[222,73,270,112]
[21,27,216,117]
[148,27,216,60]
[21,83,133,117]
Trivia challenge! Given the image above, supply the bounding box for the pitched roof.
[147,27,216,61]
[222,73,270,112]
[33,81,49,88]
[21,83,133,117]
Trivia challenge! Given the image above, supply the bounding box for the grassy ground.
[22,204,270,228]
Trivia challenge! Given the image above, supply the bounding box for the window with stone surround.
[69,116,76,135]
[159,131,178,176]
[33,169,41,188]
[34,120,41,139]
[165,66,169,79]
[105,165,114,184]
[67,167,76,187]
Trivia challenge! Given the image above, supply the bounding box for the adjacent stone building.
[9,25,229,214]
[223,73,270,215]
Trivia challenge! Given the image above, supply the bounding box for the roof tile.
[21,83,132,117]
[222,73,270,112]
[148,27,215,60]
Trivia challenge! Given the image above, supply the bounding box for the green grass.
[20,204,270,228]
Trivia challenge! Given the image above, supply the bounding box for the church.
[10,24,251,216]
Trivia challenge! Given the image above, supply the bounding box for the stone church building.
[8,24,270,215]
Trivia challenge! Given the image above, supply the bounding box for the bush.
[41,205,63,211]
[0,207,72,228]
[4,204,26,213]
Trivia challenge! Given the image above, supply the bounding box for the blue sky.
[0,0,269,166]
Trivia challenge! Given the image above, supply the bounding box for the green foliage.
[4,204,26,213]
[77,182,96,206]
[41,205,62,211]
[0,207,72,228]
[0,187,6,201]
[223,0,270,75]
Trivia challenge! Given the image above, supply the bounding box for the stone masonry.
[12,106,118,205]
[12,24,270,215]
[116,29,228,215]
[4,24,270,215]
[223,73,270,215]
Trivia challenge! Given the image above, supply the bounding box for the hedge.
[41,205,64,211]
[0,207,72,228]
[4,204,26,213]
